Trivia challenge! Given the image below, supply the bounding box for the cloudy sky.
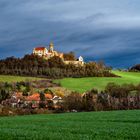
[0,0,140,68]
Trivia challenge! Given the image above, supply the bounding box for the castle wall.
[64,61,84,66]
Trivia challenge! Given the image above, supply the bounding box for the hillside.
[0,55,115,78]
[0,110,139,140]
[0,75,43,82]
[56,71,140,93]
[0,71,140,93]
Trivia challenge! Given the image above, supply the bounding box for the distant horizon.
[0,0,140,68]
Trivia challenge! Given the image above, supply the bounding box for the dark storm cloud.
[0,0,140,67]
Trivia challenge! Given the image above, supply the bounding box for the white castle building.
[33,42,84,66]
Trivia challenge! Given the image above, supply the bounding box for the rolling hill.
[56,71,140,93]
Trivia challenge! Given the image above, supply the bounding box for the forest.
[0,54,114,78]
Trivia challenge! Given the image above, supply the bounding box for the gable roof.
[34,47,46,51]
[26,93,40,101]
[45,94,53,99]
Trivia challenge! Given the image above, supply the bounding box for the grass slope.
[0,110,140,140]
[56,71,140,93]
[0,75,42,83]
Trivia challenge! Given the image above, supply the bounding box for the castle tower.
[49,42,54,52]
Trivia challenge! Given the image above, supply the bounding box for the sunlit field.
[56,71,140,93]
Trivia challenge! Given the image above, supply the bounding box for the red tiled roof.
[26,93,53,101]
[26,93,40,101]
[45,94,53,99]
[34,47,46,51]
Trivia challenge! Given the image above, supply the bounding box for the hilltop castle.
[33,42,63,59]
[33,42,84,65]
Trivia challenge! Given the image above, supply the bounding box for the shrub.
[105,83,129,98]
[82,89,98,111]
[63,92,83,111]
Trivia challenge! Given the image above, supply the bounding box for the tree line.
[0,54,115,78]
[129,64,140,72]
[63,83,140,112]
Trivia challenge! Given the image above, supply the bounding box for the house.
[1,92,23,108]
[64,56,84,66]
[52,96,63,105]
[25,93,58,109]
[26,93,44,108]
[33,47,48,57]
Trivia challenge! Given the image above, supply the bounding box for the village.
[0,77,139,116]
[0,79,67,115]
[1,91,63,110]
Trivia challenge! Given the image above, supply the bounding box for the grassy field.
[56,71,140,93]
[0,71,140,93]
[0,110,140,140]
[0,75,42,83]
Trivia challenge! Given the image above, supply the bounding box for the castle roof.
[34,47,46,51]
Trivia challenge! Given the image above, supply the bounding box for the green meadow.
[0,71,140,93]
[0,75,42,83]
[56,71,140,93]
[0,110,140,140]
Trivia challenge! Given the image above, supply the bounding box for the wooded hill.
[0,54,115,78]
